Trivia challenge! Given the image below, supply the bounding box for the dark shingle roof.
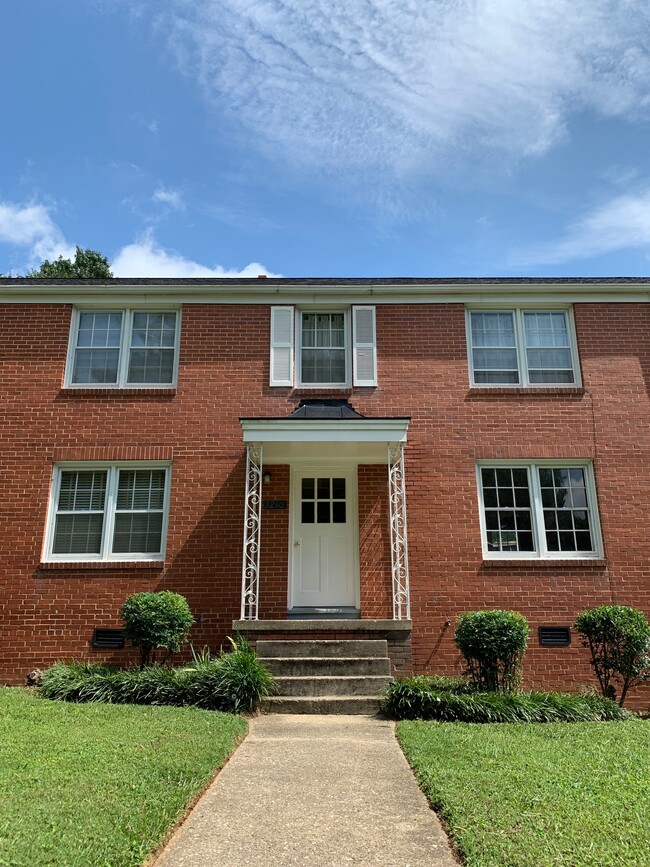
[1,276,650,286]
[287,400,365,420]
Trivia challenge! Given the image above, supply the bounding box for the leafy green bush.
[454,609,530,692]
[574,605,650,706]
[40,638,276,714]
[383,677,629,722]
[122,591,194,667]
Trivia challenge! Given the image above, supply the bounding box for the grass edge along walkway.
[397,718,650,867]
[0,687,247,867]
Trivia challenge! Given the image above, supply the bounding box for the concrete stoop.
[258,639,391,714]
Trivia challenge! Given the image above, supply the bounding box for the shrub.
[454,609,530,692]
[40,638,276,714]
[382,677,629,722]
[574,605,650,706]
[122,591,194,668]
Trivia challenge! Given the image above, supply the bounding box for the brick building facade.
[1,277,649,707]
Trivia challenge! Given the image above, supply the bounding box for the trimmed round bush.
[455,609,530,692]
[574,605,650,707]
[122,591,194,668]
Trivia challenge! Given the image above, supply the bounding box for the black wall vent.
[538,626,571,647]
[92,628,125,649]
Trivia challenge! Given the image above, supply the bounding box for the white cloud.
[147,0,650,174]
[0,201,279,277]
[111,232,280,277]
[0,201,75,265]
[511,190,650,265]
[153,186,184,210]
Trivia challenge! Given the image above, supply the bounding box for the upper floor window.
[467,309,579,387]
[476,461,601,559]
[44,463,171,562]
[269,305,377,388]
[300,312,347,385]
[66,309,180,387]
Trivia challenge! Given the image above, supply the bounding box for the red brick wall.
[358,465,392,619]
[1,300,649,708]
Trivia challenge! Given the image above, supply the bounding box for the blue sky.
[2,1,650,278]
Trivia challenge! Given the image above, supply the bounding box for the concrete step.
[259,656,391,677]
[257,639,388,659]
[262,695,382,715]
[274,675,392,697]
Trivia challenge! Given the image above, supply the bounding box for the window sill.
[57,388,176,399]
[37,561,165,571]
[467,387,585,398]
[481,558,606,569]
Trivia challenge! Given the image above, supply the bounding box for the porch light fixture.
[263,471,272,484]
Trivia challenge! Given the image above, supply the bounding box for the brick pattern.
[1,301,649,708]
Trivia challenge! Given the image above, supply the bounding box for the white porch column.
[388,442,411,620]
[241,443,263,620]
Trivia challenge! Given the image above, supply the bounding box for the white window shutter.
[352,305,377,386]
[269,306,294,386]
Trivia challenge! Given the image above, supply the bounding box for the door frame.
[288,462,360,612]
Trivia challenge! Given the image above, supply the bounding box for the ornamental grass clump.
[383,676,629,722]
[40,636,276,713]
[454,609,530,692]
[122,591,194,668]
[574,605,650,706]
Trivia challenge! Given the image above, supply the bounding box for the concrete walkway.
[154,715,457,867]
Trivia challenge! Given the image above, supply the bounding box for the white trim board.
[2,282,650,305]
[241,418,410,443]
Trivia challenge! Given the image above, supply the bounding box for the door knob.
[294,540,301,547]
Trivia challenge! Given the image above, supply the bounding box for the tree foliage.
[455,609,530,692]
[122,591,194,668]
[574,605,650,706]
[28,246,113,279]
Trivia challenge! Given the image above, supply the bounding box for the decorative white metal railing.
[241,443,263,620]
[388,442,410,620]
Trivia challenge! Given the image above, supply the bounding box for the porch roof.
[240,415,410,463]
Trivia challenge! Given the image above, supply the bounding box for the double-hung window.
[66,309,180,387]
[45,464,171,561]
[269,305,377,387]
[477,462,601,559]
[467,309,579,386]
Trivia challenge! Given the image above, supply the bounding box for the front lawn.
[398,719,650,867]
[0,687,247,867]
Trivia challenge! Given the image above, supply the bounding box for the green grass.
[0,687,247,867]
[397,719,650,867]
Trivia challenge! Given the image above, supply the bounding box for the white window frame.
[465,306,581,388]
[476,459,602,560]
[64,308,181,389]
[43,462,172,562]
[295,308,352,389]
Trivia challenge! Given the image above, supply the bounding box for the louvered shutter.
[269,306,294,386]
[352,305,377,386]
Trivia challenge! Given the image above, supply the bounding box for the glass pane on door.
[300,476,347,524]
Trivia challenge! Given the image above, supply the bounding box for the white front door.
[290,467,358,609]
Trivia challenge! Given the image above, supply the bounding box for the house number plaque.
[263,500,287,510]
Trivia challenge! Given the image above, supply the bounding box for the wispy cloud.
[111,231,279,277]
[147,0,650,176]
[0,201,74,266]
[512,190,650,266]
[153,186,184,211]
